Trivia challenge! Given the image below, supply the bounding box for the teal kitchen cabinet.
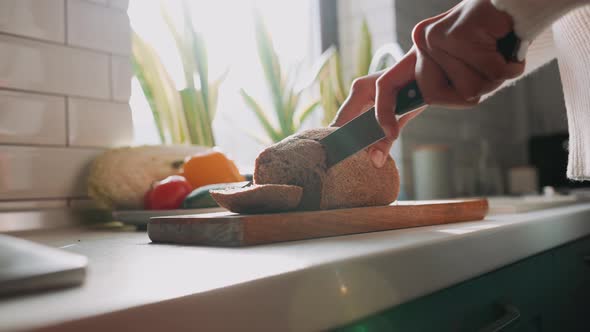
[337,236,590,332]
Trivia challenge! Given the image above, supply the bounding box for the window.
[128,0,320,170]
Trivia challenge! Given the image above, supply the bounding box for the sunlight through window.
[128,0,319,170]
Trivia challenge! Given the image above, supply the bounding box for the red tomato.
[144,175,192,210]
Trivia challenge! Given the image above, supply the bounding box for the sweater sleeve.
[481,27,556,101]
[553,7,590,180]
[482,3,590,181]
[491,0,590,60]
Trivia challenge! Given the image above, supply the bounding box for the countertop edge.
[9,204,590,332]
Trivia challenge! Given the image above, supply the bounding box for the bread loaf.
[254,128,400,210]
[210,127,400,213]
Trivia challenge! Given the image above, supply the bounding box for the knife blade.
[320,80,425,167]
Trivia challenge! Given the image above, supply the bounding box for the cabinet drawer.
[336,236,590,332]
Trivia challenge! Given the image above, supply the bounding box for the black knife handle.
[395,80,425,116]
[497,31,521,62]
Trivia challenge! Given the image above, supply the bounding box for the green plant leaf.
[310,46,345,110]
[240,89,281,143]
[295,100,320,127]
[183,1,210,123]
[197,90,215,147]
[180,88,216,146]
[160,2,183,54]
[191,33,214,145]
[208,68,229,119]
[189,24,209,89]
[154,1,221,147]
[253,12,288,135]
[369,42,405,73]
[131,54,164,143]
[180,88,205,145]
[310,46,337,82]
[243,13,319,142]
[161,2,195,90]
[208,83,220,121]
[330,49,347,106]
[319,76,339,126]
[132,32,188,144]
[356,18,372,78]
[220,113,273,146]
[284,82,302,131]
[241,127,274,146]
[311,18,376,125]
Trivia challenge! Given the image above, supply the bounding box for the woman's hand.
[331,51,426,168]
[412,0,525,107]
[332,0,525,168]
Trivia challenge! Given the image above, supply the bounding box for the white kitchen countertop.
[2,203,590,332]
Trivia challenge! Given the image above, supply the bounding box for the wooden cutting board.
[148,199,488,247]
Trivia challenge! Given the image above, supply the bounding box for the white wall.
[0,0,132,211]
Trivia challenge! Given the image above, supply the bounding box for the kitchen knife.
[320,31,521,168]
[320,81,424,167]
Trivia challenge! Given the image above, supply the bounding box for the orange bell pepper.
[182,151,245,189]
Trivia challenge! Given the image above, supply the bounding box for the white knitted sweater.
[490,0,590,181]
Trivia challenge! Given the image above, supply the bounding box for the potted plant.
[240,12,320,144]
[132,1,225,147]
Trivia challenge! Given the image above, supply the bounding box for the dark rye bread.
[254,127,400,210]
[210,184,303,213]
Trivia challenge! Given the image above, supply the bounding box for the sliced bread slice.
[210,184,303,214]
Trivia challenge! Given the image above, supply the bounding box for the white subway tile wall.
[84,0,108,5]
[0,146,102,200]
[111,55,133,102]
[0,0,65,43]
[67,0,131,55]
[108,0,129,11]
[0,90,66,145]
[0,34,111,98]
[68,98,133,147]
[0,200,68,212]
[0,1,133,210]
[68,198,100,209]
